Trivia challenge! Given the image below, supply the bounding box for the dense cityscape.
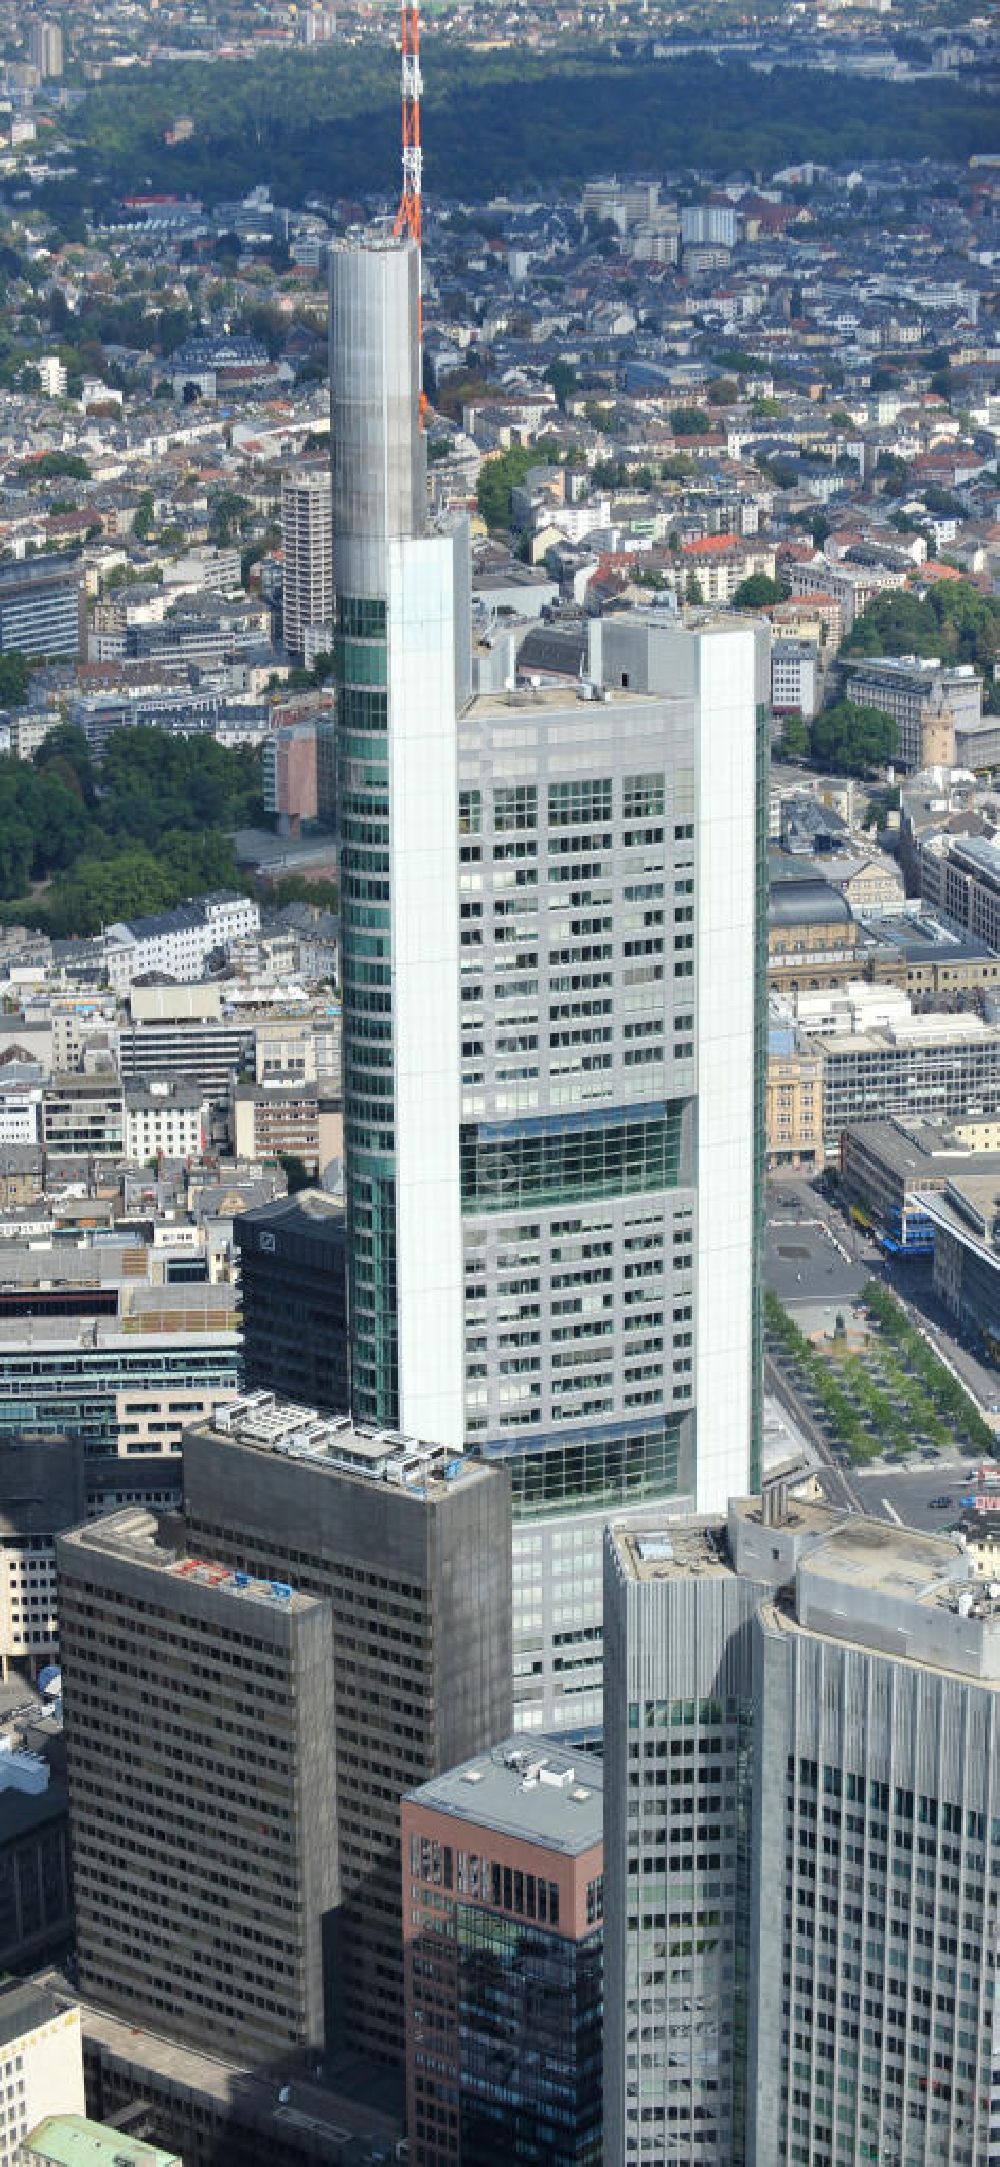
[0,0,995,2161]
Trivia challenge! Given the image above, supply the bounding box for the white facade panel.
[388,534,465,1449]
[693,625,757,1513]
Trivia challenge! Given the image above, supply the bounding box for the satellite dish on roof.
[38,1667,62,1697]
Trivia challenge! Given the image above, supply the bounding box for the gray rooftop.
[843,1115,1000,1184]
[198,1390,495,1498]
[407,1736,603,1855]
[0,1978,66,2052]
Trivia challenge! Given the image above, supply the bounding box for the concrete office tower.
[748,1510,1000,2167]
[603,1519,766,2165]
[402,1738,604,2167]
[478,612,767,1731]
[330,234,466,1446]
[58,1509,336,2066]
[280,467,332,660]
[182,1392,512,2068]
[604,1494,1000,2167]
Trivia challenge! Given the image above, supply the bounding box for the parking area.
[852,1464,983,1534]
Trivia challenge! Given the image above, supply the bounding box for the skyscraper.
[181,1391,512,2067]
[330,235,466,1449]
[59,1507,336,2065]
[604,1493,1000,2166]
[280,467,333,661]
[329,230,767,1731]
[29,20,63,77]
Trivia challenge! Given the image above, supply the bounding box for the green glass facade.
[459,1106,685,1216]
[336,597,399,1426]
[504,1416,683,1519]
[456,1905,602,2166]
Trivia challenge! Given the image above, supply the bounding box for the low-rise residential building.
[229,1079,342,1176]
[122,1080,205,1164]
[106,895,260,990]
[41,1079,123,1161]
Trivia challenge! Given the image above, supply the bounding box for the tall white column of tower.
[329,236,464,1447]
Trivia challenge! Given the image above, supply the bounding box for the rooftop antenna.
[393,2,422,254]
[392,1,427,419]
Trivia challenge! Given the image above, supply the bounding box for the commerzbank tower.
[329,229,768,1732]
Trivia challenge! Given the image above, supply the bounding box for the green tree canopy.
[733,573,784,610]
[544,359,578,409]
[0,654,30,710]
[843,581,1000,671]
[670,406,712,437]
[809,700,899,775]
[476,445,536,533]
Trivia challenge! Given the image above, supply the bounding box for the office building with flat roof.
[0,1979,84,2167]
[21,2116,181,2167]
[0,1312,238,1456]
[0,556,82,663]
[840,653,983,772]
[234,1191,348,1413]
[58,1509,336,2066]
[181,1391,512,2068]
[604,1492,1000,2165]
[840,1115,1000,1254]
[402,1738,603,2167]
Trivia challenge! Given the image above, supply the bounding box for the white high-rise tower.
[330,230,767,1728]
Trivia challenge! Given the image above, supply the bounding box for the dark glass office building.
[234,1189,348,1412]
[402,1738,603,2166]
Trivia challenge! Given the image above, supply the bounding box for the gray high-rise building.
[280,467,333,660]
[59,1397,511,2075]
[604,1494,1000,2166]
[58,1507,336,2066]
[181,1391,512,2069]
[329,229,768,1735]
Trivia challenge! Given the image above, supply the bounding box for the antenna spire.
[393,4,422,251]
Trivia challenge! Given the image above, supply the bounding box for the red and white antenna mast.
[393,3,426,414]
[393,3,423,252]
